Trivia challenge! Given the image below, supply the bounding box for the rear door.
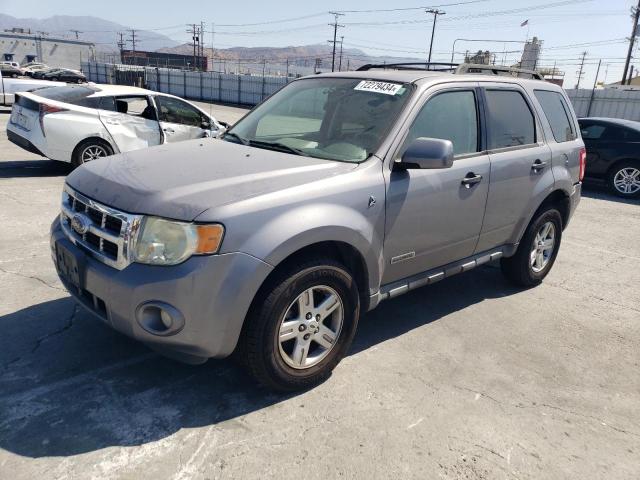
[154,95,210,143]
[98,95,162,152]
[476,84,554,252]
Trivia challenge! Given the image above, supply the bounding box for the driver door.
[382,85,491,284]
[154,95,212,143]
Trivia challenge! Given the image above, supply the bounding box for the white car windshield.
[224,77,412,162]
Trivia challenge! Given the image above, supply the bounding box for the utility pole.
[587,59,602,116]
[69,30,83,40]
[117,32,125,63]
[575,51,587,89]
[328,11,345,72]
[629,65,636,85]
[200,21,205,70]
[129,29,137,53]
[187,24,198,71]
[338,36,344,71]
[622,0,640,85]
[426,8,446,64]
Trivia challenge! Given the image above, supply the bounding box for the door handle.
[461,172,483,188]
[532,159,547,172]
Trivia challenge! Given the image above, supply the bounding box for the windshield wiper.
[248,140,310,157]
[222,131,248,145]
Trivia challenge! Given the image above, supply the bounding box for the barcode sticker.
[354,80,403,95]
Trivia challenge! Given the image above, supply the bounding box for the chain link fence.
[82,61,291,107]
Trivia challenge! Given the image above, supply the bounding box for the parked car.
[0,63,23,78]
[43,68,86,83]
[578,117,640,198]
[7,84,226,166]
[50,65,583,391]
[0,69,64,106]
[23,64,49,77]
[33,67,60,79]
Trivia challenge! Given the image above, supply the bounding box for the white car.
[7,84,227,167]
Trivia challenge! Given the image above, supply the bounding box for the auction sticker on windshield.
[354,80,403,95]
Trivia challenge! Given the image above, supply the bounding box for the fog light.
[135,301,185,336]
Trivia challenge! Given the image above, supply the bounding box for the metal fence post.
[218,73,222,102]
[238,74,242,104]
[88,62,92,82]
[200,70,204,101]
[156,67,160,91]
[167,69,171,94]
[261,73,266,101]
[183,71,187,98]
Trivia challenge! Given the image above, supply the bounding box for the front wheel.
[501,208,562,287]
[608,161,640,199]
[240,259,360,391]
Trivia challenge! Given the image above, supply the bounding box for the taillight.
[579,148,587,182]
[39,103,67,137]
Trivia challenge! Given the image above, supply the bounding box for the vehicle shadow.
[0,159,71,178]
[0,264,519,459]
[581,181,639,205]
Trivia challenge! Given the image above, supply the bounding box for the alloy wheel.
[277,285,344,369]
[530,221,556,273]
[80,145,108,163]
[613,167,640,195]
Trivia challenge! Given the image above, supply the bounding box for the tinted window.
[31,85,99,103]
[580,123,606,139]
[403,90,478,156]
[535,90,575,142]
[155,96,203,127]
[485,90,536,149]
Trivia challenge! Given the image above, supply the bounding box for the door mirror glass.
[397,137,454,170]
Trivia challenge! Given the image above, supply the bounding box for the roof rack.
[356,62,544,81]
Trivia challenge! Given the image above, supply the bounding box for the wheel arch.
[606,157,640,177]
[252,240,372,314]
[71,136,115,162]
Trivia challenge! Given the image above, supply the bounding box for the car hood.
[67,139,358,221]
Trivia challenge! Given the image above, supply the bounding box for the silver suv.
[51,64,584,391]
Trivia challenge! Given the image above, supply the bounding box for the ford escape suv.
[51,64,584,391]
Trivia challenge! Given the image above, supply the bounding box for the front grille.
[60,186,142,270]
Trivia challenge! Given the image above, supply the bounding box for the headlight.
[134,217,224,266]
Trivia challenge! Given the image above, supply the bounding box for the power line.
[575,51,587,88]
[335,0,488,14]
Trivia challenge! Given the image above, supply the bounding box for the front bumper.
[51,218,273,361]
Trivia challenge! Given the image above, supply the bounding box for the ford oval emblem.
[71,213,91,235]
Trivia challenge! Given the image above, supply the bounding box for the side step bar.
[369,245,516,309]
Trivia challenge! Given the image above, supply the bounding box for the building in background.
[121,50,208,71]
[519,36,542,71]
[0,28,95,69]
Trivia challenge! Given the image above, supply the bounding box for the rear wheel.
[501,208,562,287]
[71,139,113,169]
[239,258,360,391]
[608,161,640,199]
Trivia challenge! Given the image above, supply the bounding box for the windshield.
[225,77,412,162]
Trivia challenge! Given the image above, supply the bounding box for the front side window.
[155,96,203,127]
[534,90,575,142]
[402,90,479,156]
[226,77,412,162]
[485,89,536,149]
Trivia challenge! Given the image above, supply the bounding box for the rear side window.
[485,89,536,149]
[534,90,575,142]
[580,123,606,139]
[403,90,479,156]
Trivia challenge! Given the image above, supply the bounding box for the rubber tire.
[50,77,58,81]
[607,160,640,199]
[239,258,360,392]
[71,139,114,169]
[500,208,563,288]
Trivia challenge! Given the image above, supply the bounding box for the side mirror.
[395,137,454,170]
[201,120,211,130]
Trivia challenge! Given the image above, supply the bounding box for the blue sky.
[0,0,636,87]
